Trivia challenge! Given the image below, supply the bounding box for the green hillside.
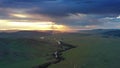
[1,32,120,68]
[49,33,120,68]
[0,38,59,68]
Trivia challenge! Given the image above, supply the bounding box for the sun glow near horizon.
[0,20,71,32]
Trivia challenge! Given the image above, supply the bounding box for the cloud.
[1,0,120,17]
[0,0,120,30]
[117,15,120,19]
[53,13,104,26]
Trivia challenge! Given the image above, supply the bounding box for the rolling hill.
[0,37,60,68]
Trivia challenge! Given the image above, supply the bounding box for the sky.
[0,0,120,31]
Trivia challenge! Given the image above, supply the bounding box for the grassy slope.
[49,33,120,68]
[0,38,58,68]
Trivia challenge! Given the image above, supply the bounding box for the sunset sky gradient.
[0,0,120,31]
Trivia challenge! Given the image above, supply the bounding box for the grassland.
[1,32,120,68]
[0,38,59,68]
[49,33,120,68]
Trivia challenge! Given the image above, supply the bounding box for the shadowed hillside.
[0,38,59,68]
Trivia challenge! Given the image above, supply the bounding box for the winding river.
[33,41,76,68]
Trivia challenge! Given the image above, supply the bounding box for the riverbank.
[33,41,76,68]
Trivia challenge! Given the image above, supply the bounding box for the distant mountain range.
[0,31,52,38]
[78,29,120,37]
[78,29,118,33]
[1,29,120,38]
[102,30,120,37]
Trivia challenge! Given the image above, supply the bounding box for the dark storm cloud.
[26,0,120,17]
[0,0,56,2]
[0,0,120,16]
[52,14,104,26]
